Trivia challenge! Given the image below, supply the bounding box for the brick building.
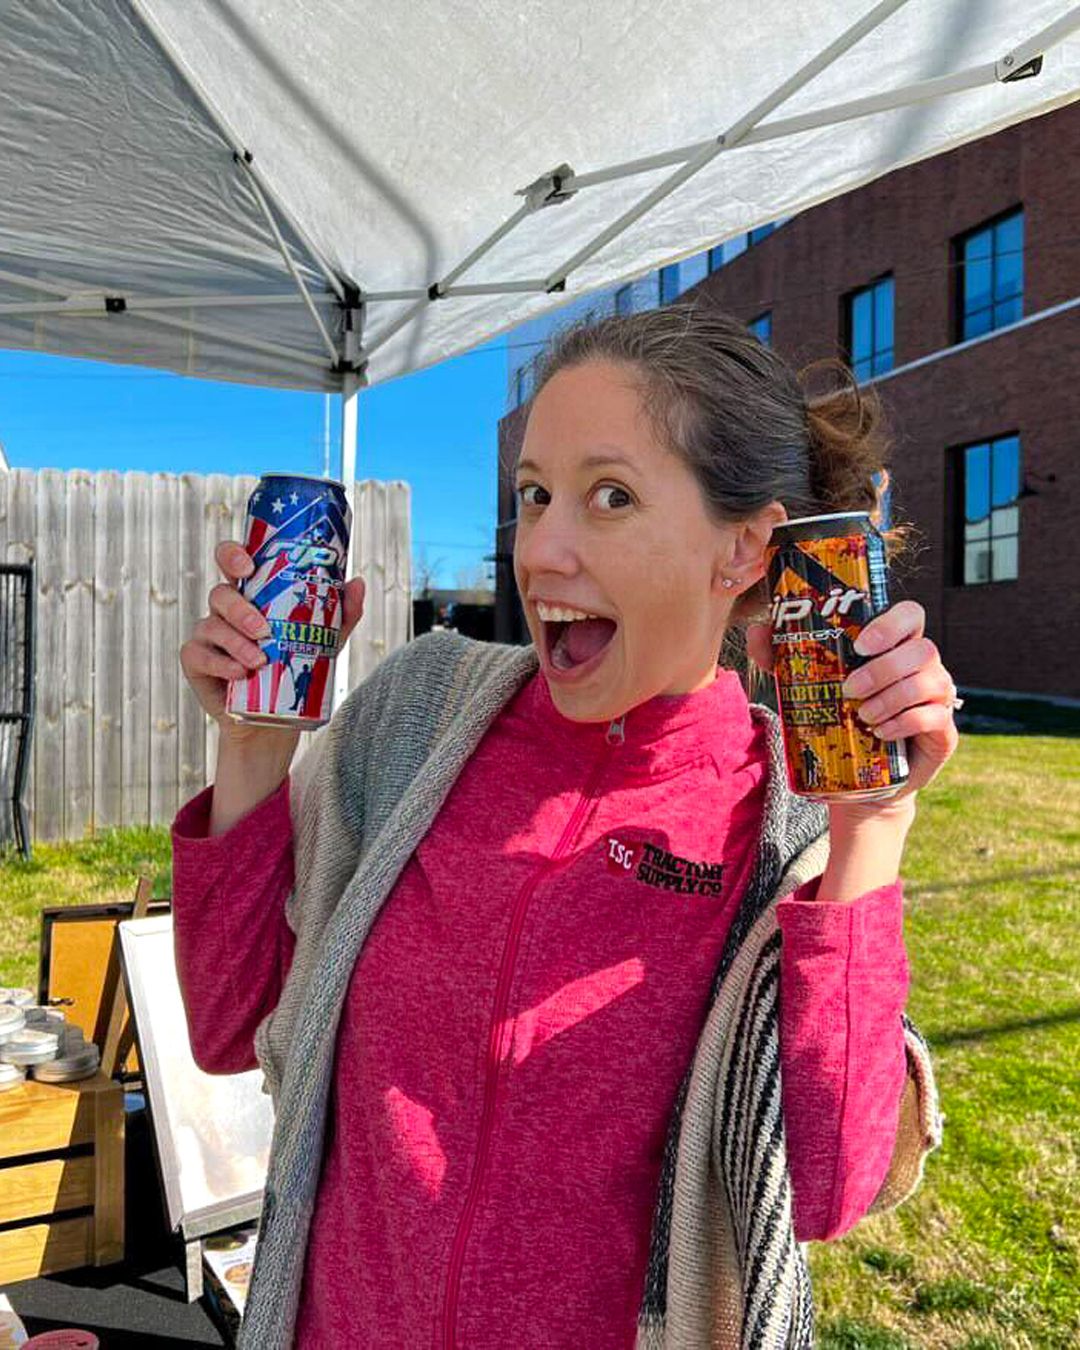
[493,101,1080,701]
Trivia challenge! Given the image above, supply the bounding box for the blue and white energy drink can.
[225,472,352,729]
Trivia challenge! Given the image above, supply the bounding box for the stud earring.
[721,577,735,589]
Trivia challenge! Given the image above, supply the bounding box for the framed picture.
[118,914,273,1255]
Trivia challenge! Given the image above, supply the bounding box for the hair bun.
[797,357,888,523]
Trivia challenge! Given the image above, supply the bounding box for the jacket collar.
[508,644,761,779]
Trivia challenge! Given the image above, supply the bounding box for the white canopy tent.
[3,0,1080,705]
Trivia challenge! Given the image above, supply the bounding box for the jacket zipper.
[439,713,627,1348]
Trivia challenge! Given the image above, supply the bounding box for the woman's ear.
[716,501,788,593]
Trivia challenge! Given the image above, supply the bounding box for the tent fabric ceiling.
[1,0,1079,391]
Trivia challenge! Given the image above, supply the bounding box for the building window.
[679,253,708,293]
[707,233,750,273]
[659,264,681,304]
[614,283,634,316]
[749,311,772,345]
[958,433,1020,584]
[957,208,1024,341]
[845,275,894,379]
[723,234,749,266]
[707,223,782,273]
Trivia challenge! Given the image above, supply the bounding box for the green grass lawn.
[1,700,1077,1347]
[0,824,172,991]
[812,707,1080,1350]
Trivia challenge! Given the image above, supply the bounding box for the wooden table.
[0,1071,124,1282]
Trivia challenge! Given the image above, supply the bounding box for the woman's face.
[513,359,786,724]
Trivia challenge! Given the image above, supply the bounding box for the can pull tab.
[606,715,626,746]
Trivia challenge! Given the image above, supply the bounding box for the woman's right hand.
[180,539,367,737]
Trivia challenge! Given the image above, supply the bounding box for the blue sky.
[0,337,513,591]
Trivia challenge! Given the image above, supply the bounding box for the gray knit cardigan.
[237,630,943,1349]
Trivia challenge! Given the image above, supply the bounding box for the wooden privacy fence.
[0,469,412,844]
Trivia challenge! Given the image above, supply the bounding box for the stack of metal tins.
[0,1002,27,1090]
[0,990,101,1083]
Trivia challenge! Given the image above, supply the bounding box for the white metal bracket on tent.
[356,1,1080,361]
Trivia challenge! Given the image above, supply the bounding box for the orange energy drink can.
[764,511,909,801]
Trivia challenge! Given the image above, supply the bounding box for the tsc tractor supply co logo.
[605,835,725,897]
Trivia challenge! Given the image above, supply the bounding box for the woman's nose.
[516,507,581,571]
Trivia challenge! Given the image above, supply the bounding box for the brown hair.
[511,301,919,696]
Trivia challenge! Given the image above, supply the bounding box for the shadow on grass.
[925,1004,1080,1048]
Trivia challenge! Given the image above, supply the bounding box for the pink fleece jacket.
[172,666,910,1349]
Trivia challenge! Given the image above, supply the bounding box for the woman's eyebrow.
[516,452,641,476]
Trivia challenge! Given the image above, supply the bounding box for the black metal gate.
[0,562,35,858]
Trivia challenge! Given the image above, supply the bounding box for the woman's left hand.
[747,599,961,825]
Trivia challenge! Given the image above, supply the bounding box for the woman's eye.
[591,483,631,507]
[515,483,633,511]
[515,483,548,507]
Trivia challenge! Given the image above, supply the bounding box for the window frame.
[843,273,894,380]
[950,431,1022,587]
[953,206,1024,343]
[659,264,681,304]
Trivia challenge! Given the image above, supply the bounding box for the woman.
[174,305,954,1349]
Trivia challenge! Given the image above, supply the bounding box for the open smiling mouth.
[542,617,619,673]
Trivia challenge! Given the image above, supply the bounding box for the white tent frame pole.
[545,0,913,289]
[235,157,342,365]
[0,263,337,310]
[0,264,328,370]
[0,282,545,317]
[361,280,550,302]
[349,1,1076,357]
[362,199,537,360]
[334,303,364,715]
[355,0,907,358]
[333,377,359,716]
[733,63,1035,144]
[0,292,336,317]
[564,7,1080,191]
[570,68,1025,188]
[128,0,346,306]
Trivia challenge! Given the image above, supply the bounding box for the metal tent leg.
[334,370,361,717]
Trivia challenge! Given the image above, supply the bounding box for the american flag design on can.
[764,510,909,801]
[225,472,351,729]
